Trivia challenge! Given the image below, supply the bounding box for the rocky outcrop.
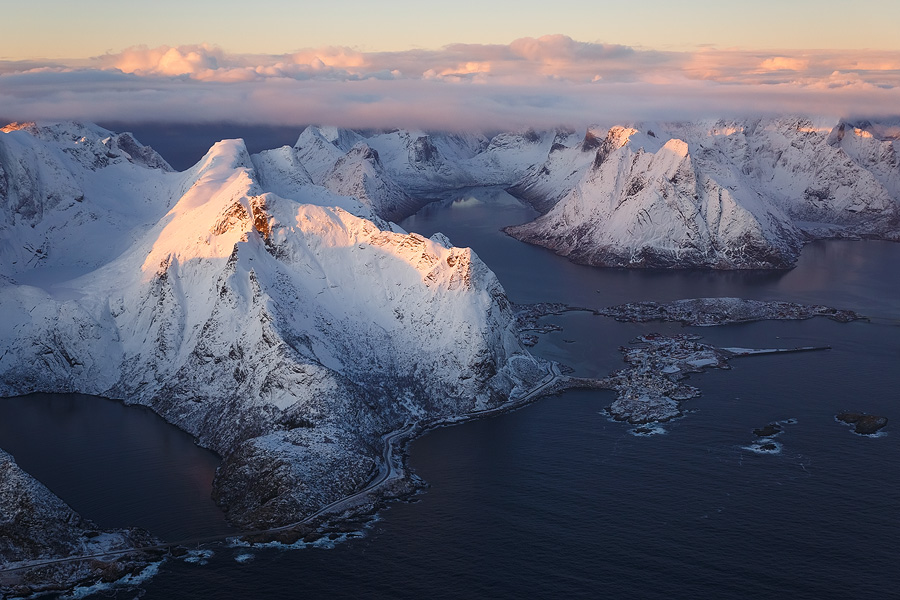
[599,298,865,326]
[836,412,888,435]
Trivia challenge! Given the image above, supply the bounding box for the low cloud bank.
[2,36,899,130]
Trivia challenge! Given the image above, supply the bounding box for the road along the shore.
[1,362,567,575]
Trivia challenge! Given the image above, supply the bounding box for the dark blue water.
[7,187,900,598]
[403,188,900,322]
[0,394,231,540]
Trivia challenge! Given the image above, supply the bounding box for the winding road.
[1,363,563,576]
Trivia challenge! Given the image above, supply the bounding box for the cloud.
[508,34,636,64]
[758,56,810,72]
[2,37,899,130]
[105,45,222,76]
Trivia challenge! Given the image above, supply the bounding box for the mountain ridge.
[504,117,900,269]
[3,115,900,532]
[0,122,544,531]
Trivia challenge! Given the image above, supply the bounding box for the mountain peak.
[347,141,382,166]
[1,121,38,134]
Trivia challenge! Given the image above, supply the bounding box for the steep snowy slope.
[506,119,900,269]
[251,144,314,197]
[827,120,900,202]
[0,122,175,281]
[291,127,558,219]
[0,126,543,528]
[251,142,390,222]
[292,127,492,218]
[463,128,580,189]
[361,129,478,194]
[321,142,422,222]
[507,127,605,213]
[292,126,361,185]
[669,117,899,238]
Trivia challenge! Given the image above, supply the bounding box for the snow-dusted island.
[599,334,830,427]
[598,297,865,326]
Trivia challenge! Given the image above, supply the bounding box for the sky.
[1,1,899,130]
[5,0,900,58]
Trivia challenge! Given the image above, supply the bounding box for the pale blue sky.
[4,0,899,60]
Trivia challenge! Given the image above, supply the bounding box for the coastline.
[0,297,883,597]
[0,358,580,594]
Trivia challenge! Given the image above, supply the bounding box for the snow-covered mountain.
[0,121,176,281]
[507,127,604,214]
[0,123,544,529]
[291,126,360,185]
[320,142,421,222]
[290,126,566,209]
[505,118,900,269]
[827,120,900,201]
[3,116,900,530]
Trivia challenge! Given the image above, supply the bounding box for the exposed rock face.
[0,448,158,598]
[506,118,900,269]
[836,412,888,435]
[0,124,543,530]
[507,126,605,214]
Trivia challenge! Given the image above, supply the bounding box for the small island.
[598,297,865,326]
[836,412,889,435]
[598,334,829,425]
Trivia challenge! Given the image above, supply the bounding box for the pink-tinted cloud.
[102,44,224,76]
[757,56,810,72]
[2,37,899,130]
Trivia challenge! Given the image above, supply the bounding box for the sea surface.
[0,394,231,541]
[2,186,898,599]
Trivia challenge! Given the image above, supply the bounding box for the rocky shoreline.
[512,302,597,346]
[0,296,879,596]
[597,334,830,425]
[597,297,865,326]
[836,412,889,435]
[0,449,162,599]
